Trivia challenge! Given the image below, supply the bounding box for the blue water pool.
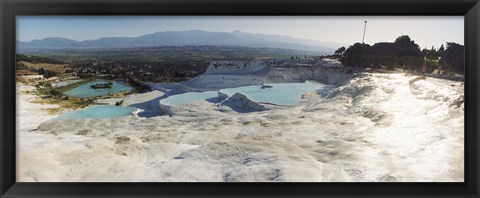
[160,91,218,106]
[219,81,324,106]
[63,80,133,98]
[159,81,324,107]
[58,105,137,119]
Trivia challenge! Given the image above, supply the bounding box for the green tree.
[395,35,414,44]
[334,46,346,55]
[49,89,61,97]
[340,43,370,67]
[423,59,439,73]
[43,70,57,78]
[37,67,45,75]
[438,44,445,57]
[421,48,429,58]
[440,42,464,74]
[16,62,27,70]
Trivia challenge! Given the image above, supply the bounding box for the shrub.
[423,59,439,73]
[49,89,62,96]
[334,46,346,55]
[16,62,28,70]
[43,70,57,78]
[395,35,414,44]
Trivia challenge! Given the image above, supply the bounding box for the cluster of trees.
[340,35,423,72]
[338,35,464,74]
[16,61,58,78]
[49,89,62,96]
[15,54,64,78]
[290,56,302,60]
[16,54,64,64]
[421,45,444,60]
[16,61,28,70]
[36,67,57,78]
[334,47,346,56]
[16,54,61,78]
[440,42,464,74]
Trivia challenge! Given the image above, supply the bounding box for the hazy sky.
[17,16,463,49]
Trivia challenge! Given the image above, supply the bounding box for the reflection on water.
[63,80,133,98]
[159,81,324,107]
[219,81,324,106]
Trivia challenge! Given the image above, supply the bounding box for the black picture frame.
[1,0,479,197]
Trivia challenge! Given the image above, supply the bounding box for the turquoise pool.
[58,105,137,119]
[219,81,324,106]
[160,91,218,106]
[63,80,133,98]
[159,81,324,107]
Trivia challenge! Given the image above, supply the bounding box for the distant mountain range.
[17,30,344,53]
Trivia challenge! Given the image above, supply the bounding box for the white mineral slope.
[95,90,164,107]
[17,73,464,182]
[95,90,165,117]
[16,83,60,131]
[148,60,352,91]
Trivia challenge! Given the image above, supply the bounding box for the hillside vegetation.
[19,61,68,73]
[338,35,464,75]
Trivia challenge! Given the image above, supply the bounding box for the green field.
[18,45,320,63]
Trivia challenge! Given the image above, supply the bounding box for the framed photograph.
[1,0,479,197]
